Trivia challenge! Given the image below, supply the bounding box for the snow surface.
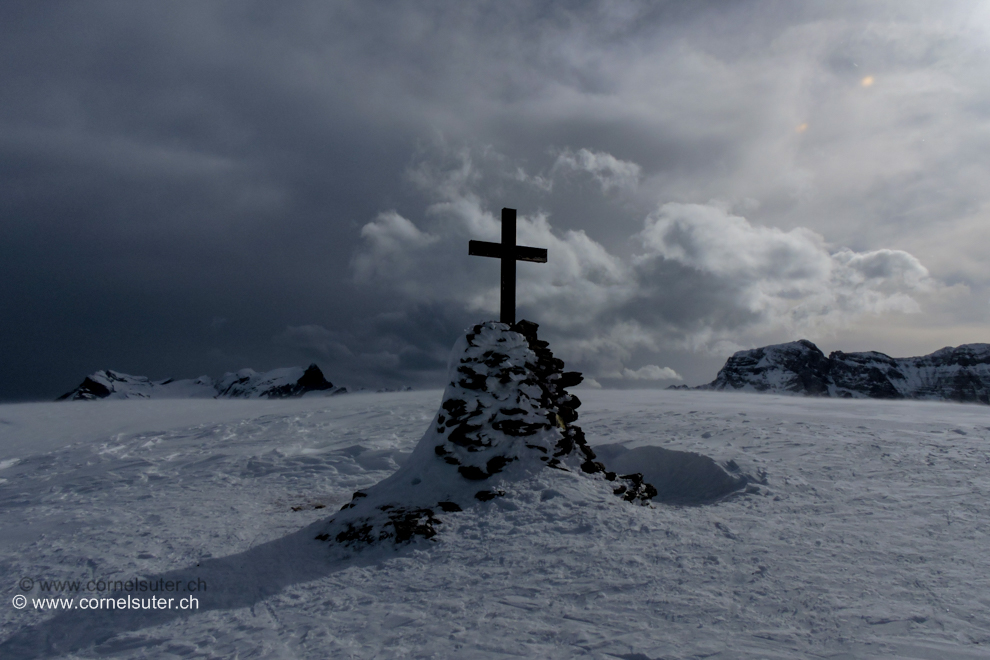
[3,390,990,658]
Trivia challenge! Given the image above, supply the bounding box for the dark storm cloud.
[1,1,987,399]
[0,1,420,398]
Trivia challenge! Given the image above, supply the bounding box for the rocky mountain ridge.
[57,364,344,401]
[703,340,990,404]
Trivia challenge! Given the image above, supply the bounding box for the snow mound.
[706,340,990,404]
[593,444,755,505]
[316,320,656,547]
[57,364,342,400]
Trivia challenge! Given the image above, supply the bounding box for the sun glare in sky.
[861,75,875,87]
[795,123,808,133]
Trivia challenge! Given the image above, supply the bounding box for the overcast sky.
[3,0,990,400]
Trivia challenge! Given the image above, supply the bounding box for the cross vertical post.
[468,207,548,326]
[500,208,516,325]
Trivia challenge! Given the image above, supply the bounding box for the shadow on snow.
[1,520,389,658]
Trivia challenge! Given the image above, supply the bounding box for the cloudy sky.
[3,0,990,400]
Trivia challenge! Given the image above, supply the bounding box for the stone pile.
[317,320,656,547]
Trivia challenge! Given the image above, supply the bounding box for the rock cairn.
[316,320,656,547]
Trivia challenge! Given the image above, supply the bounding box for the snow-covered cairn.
[316,320,656,547]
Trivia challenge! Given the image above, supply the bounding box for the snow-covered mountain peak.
[57,364,340,400]
[708,339,831,395]
[56,370,217,400]
[707,340,990,403]
[926,343,990,363]
[214,364,336,399]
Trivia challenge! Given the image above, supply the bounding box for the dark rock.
[57,376,112,401]
[334,521,376,544]
[456,366,487,390]
[334,507,440,544]
[387,508,440,543]
[492,418,548,436]
[558,371,583,388]
[296,364,335,392]
[709,339,830,395]
[457,465,489,480]
[580,460,605,474]
[829,351,903,399]
[485,455,515,474]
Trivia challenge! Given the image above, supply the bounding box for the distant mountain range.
[57,364,346,401]
[684,340,990,404]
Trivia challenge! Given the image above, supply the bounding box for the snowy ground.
[2,389,990,659]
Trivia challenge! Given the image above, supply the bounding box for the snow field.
[1,390,990,658]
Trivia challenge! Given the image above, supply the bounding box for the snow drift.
[57,364,342,401]
[592,444,755,505]
[705,340,990,403]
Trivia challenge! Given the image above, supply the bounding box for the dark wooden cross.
[468,208,548,325]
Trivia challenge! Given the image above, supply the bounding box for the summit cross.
[468,207,548,325]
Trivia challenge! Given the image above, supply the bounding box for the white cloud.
[620,365,683,381]
[636,202,933,337]
[351,211,440,295]
[350,149,940,379]
[552,148,641,193]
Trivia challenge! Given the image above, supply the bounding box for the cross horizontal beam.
[468,240,547,263]
[467,208,549,324]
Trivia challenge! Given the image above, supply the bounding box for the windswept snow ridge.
[57,364,342,401]
[706,340,990,403]
[317,320,658,547]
